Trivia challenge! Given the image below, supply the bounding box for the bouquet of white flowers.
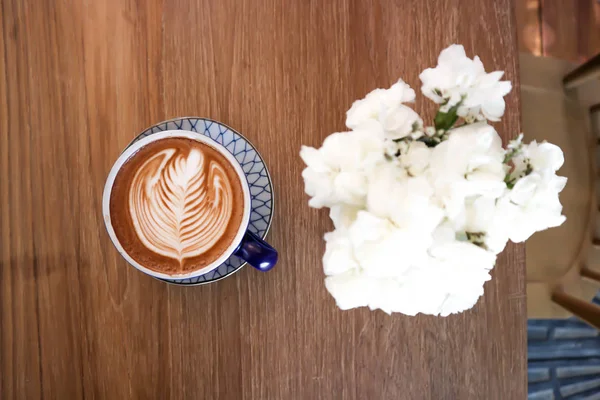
[300,44,567,316]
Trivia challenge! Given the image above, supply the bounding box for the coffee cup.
[102,130,277,280]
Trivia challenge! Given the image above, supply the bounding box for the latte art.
[129,147,234,264]
[109,137,245,275]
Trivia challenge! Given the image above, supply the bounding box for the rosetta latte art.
[129,148,233,264]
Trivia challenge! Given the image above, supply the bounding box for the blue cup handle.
[234,231,278,272]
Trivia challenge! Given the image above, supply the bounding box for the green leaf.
[504,175,516,189]
[434,104,460,131]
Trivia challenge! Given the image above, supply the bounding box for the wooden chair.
[551,102,600,329]
[563,53,600,90]
[521,53,600,329]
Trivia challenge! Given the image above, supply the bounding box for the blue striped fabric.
[528,293,600,399]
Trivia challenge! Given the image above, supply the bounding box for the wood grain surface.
[0,0,526,399]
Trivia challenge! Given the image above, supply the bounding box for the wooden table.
[0,1,526,398]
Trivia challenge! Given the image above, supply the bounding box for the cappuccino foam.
[109,137,245,275]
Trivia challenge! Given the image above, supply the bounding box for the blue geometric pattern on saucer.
[129,117,274,285]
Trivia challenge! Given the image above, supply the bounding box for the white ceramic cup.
[102,130,276,280]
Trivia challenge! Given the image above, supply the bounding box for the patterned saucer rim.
[126,116,274,286]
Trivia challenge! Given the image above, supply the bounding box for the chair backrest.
[521,53,600,327]
[553,103,600,330]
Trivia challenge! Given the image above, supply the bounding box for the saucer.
[127,117,274,286]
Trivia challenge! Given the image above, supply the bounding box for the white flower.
[323,248,407,314]
[510,139,565,179]
[323,229,358,276]
[366,163,443,235]
[424,222,496,316]
[421,255,493,317]
[507,133,524,152]
[399,236,494,317]
[348,211,429,278]
[502,171,567,242]
[446,194,511,255]
[501,139,567,242]
[419,44,512,121]
[346,79,423,140]
[323,216,497,316]
[329,204,360,231]
[300,128,385,208]
[337,224,495,316]
[322,205,362,276]
[462,196,511,254]
[325,271,379,311]
[346,79,415,127]
[380,105,423,140]
[322,210,430,313]
[428,122,506,217]
[398,141,432,176]
[301,44,567,317]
